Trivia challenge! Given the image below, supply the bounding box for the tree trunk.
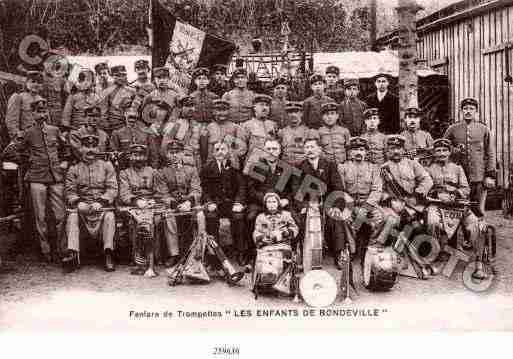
[396,0,422,128]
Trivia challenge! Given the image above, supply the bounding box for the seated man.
[155,141,205,268]
[119,143,160,276]
[291,137,346,266]
[200,141,247,264]
[425,138,487,280]
[337,137,384,265]
[63,134,118,272]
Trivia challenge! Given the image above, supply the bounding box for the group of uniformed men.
[3,59,496,282]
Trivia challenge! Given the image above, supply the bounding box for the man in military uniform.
[130,59,155,112]
[318,102,351,163]
[400,107,433,158]
[137,67,181,122]
[41,58,71,128]
[94,62,111,95]
[324,65,345,104]
[362,108,387,165]
[208,64,229,98]
[205,99,247,162]
[303,74,335,129]
[339,78,367,136]
[99,65,136,135]
[278,101,318,166]
[111,109,159,169]
[337,137,384,266]
[425,138,488,280]
[16,98,67,262]
[190,67,218,124]
[63,134,118,272]
[155,142,204,267]
[161,96,204,169]
[200,141,247,264]
[62,69,101,130]
[365,73,400,134]
[5,71,44,140]
[69,106,109,162]
[222,68,255,124]
[119,143,161,276]
[270,77,290,128]
[443,98,496,217]
[241,94,278,167]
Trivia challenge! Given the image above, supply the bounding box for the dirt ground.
[1,211,512,332]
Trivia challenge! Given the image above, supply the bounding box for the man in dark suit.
[200,141,247,263]
[291,137,347,268]
[365,73,400,135]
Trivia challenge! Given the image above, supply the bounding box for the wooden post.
[396,0,422,125]
[369,0,377,51]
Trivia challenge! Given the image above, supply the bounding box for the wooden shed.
[378,0,513,189]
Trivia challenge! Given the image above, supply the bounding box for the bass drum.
[363,245,398,291]
[299,269,338,307]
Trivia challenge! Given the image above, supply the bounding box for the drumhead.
[2,161,18,170]
[299,270,337,307]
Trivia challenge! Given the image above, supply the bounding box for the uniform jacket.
[129,79,156,112]
[61,90,101,130]
[241,117,278,158]
[19,123,65,183]
[111,123,159,168]
[5,91,41,139]
[95,81,112,96]
[443,120,496,182]
[208,80,229,98]
[138,88,182,121]
[291,157,345,210]
[160,117,203,158]
[338,160,383,206]
[221,88,255,124]
[246,158,293,206]
[365,91,400,134]
[325,85,345,104]
[119,166,158,205]
[41,75,71,127]
[190,89,219,124]
[155,163,202,207]
[400,129,434,153]
[69,127,109,161]
[65,159,118,205]
[278,125,319,166]
[339,97,367,136]
[381,158,433,197]
[318,124,351,163]
[362,131,387,165]
[99,84,136,132]
[205,120,247,160]
[426,161,470,198]
[302,94,335,129]
[200,158,246,205]
[253,210,299,246]
[270,98,288,128]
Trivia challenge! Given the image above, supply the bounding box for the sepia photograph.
[0,0,512,350]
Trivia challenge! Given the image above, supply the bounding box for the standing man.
[94,62,111,95]
[365,73,400,134]
[41,59,71,128]
[444,98,496,217]
[318,102,351,163]
[303,74,335,129]
[222,68,255,124]
[339,78,367,136]
[190,67,219,125]
[5,71,44,140]
[69,106,109,162]
[130,59,155,112]
[62,69,100,131]
[361,108,387,165]
[400,107,433,157]
[138,67,181,122]
[63,134,118,272]
[270,77,290,128]
[324,66,344,104]
[208,64,229,98]
[16,98,66,262]
[99,65,136,135]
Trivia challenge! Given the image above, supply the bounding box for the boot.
[104,249,115,272]
[62,250,79,273]
[471,261,488,280]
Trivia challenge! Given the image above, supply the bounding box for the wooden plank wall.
[417,4,513,188]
